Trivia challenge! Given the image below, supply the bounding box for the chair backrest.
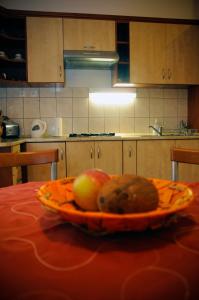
[0,149,58,181]
[171,147,199,181]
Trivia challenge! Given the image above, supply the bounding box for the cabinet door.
[175,139,199,182]
[95,141,122,175]
[66,141,95,176]
[166,24,199,84]
[63,19,115,51]
[130,22,166,84]
[123,141,136,175]
[26,142,66,181]
[137,140,175,179]
[27,17,64,83]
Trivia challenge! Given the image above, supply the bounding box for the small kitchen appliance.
[1,117,20,138]
[31,119,47,138]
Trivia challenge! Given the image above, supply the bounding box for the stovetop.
[69,133,115,137]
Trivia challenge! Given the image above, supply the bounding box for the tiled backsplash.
[0,85,187,136]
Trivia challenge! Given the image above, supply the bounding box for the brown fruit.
[97,174,159,214]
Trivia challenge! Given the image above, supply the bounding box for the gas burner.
[69,133,115,137]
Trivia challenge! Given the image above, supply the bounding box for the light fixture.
[89,88,136,106]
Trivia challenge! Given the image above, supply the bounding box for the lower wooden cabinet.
[175,139,199,182]
[26,142,66,181]
[137,140,175,180]
[66,141,122,176]
[123,141,137,175]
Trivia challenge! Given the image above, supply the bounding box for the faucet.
[149,125,163,136]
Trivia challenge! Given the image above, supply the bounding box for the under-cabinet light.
[89,88,136,106]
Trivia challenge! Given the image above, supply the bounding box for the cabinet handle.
[59,65,62,78]
[168,68,171,80]
[128,146,132,158]
[162,68,166,80]
[97,146,100,159]
[90,146,94,159]
[59,148,64,160]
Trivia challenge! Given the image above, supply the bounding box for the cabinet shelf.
[0,32,25,41]
[0,11,27,83]
[113,21,130,84]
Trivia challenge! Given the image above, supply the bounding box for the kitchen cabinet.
[123,141,136,174]
[26,142,66,181]
[0,9,26,83]
[26,17,64,83]
[175,139,199,182]
[66,141,122,176]
[130,22,199,84]
[137,140,175,179]
[63,18,115,51]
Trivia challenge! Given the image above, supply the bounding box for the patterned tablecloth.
[0,181,199,300]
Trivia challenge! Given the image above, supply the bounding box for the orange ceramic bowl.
[37,177,194,234]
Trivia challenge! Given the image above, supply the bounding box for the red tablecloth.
[0,181,199,300]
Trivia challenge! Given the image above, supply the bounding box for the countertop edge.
[1,135,199,147]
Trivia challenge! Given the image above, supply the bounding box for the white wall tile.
[23,87,39,97]
[73,98,88,117]
[104,117,119,133]
[0,97,7,115]
[149,88,163,98]
[136,88,149,98]
[40,98,57,117]
[134,98,149,117]
[119,102,134,117]
[89,101,104,117]
[57,98,72,117]
[178,99,187,117]
[7,98,23,118]
[134,117,150,134]
[119,117,134,133]
[150,98,164,117]
[163,99,177,117]
[24,98,40,118]
[56,86,73,98]
[40,87,56,97]
[178,88,188,99]
[104,104,119,117]
[163,88,178,99]
[72,87,89,97]
[0,88,6,97]
[73,117,88,133]
[163,117,178,129]
[62,118,73,135]
[7,88,24,98]
[89,117,105,133]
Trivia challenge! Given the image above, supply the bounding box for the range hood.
[64,50,119,70]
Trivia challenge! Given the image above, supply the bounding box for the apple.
[73,169,111,211]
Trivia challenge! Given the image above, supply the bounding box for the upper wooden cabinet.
[63,18,116,51]
[26,17,64,83]
[130,22,199,84]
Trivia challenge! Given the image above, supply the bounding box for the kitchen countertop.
[1,134,199,147]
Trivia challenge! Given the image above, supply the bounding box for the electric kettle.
[31,119,47,138]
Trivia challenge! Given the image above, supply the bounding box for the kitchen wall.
[0,77,187,136]
[0,0,198,19]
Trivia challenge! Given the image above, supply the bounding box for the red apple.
[73,169,110,211]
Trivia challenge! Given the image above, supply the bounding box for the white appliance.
[47,118,63,137]
[31,119,47,138]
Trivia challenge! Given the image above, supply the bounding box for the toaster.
[2,120,20,138]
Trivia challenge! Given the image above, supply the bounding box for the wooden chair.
[171,147,199,181]
[0,149,59,182]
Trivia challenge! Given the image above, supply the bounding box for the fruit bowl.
[37,177,194,234]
